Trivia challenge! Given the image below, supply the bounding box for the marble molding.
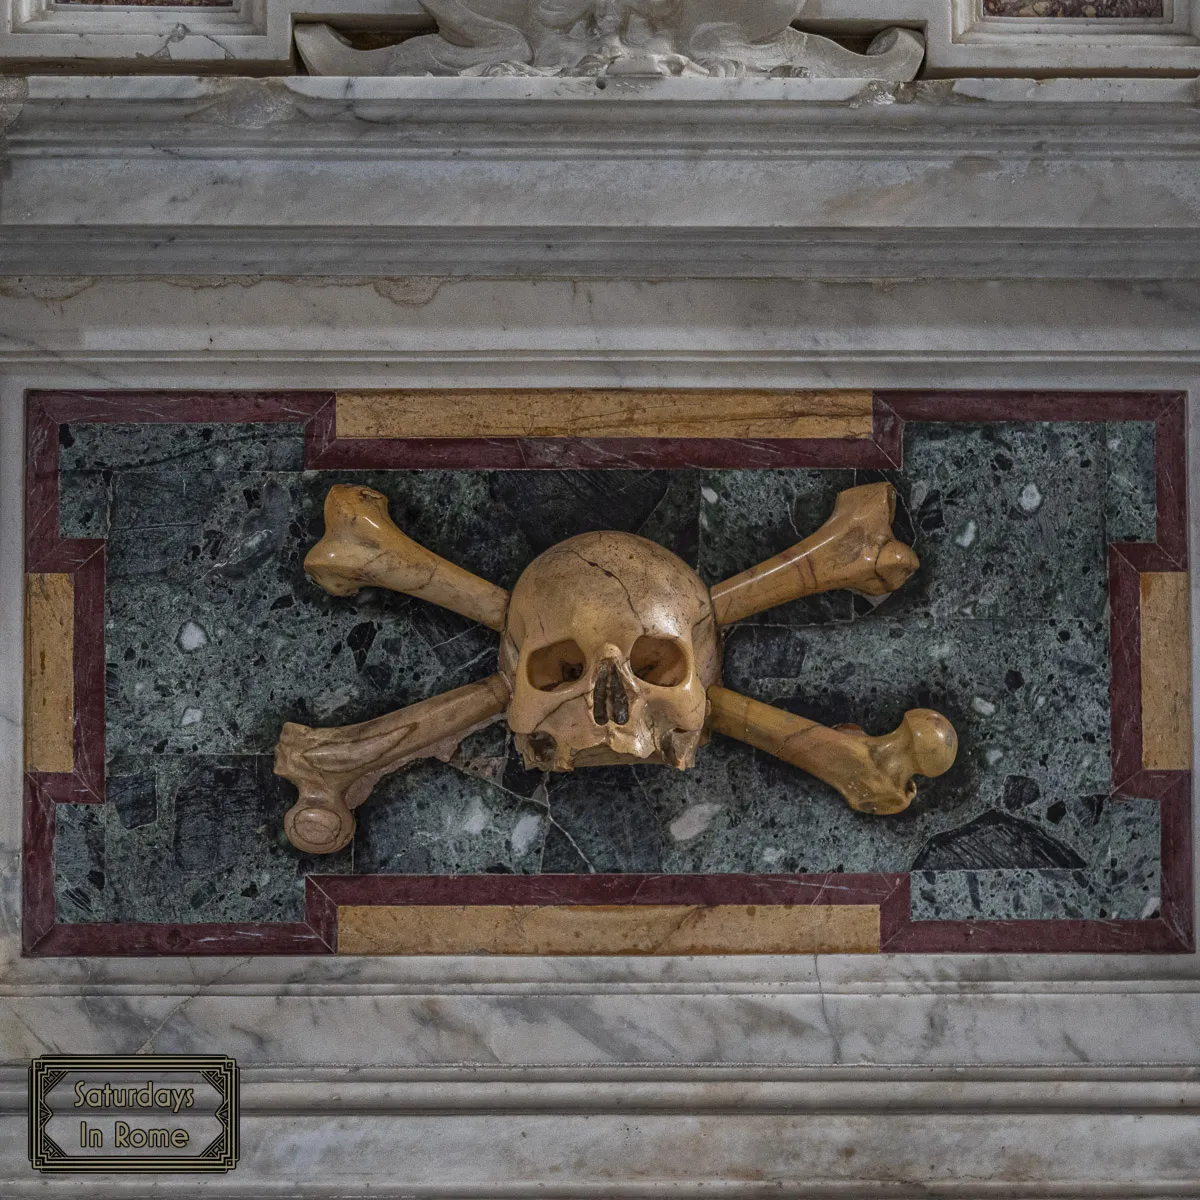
[0,276,1198,1197]
[1,72,1200,1199]
[56,0,1172,13]
[0,0,1194,72]
[9,78,1200,283]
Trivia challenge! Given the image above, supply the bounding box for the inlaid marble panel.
[23,390,1190,955]
[983,0,1162,14]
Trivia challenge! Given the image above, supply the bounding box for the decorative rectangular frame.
[27,1054,239,1173]
[21,388,1192,957]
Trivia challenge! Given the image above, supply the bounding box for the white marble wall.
[0,78,1198,1196]
[4,77,1200,282]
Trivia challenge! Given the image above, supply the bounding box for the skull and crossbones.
[275,482,957,854]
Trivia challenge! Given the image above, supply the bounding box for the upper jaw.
[515,724,704,772]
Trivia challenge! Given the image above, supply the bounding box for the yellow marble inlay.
[1140,571,1192,771]
[336,389,875,442]
[24,573,75,773]
[337,903,880,956]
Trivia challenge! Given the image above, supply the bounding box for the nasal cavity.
[592,660,630,726]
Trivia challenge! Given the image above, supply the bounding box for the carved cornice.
[3,77,1200,280]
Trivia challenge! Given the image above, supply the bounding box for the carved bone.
[305,485,510,631]
[281,478,955,853]
[276,674,511,853]
[710,482,918,626]
[707,685,957,816]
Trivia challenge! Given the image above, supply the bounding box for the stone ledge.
[4,1065,1200,1196]
[4,77,1200,280]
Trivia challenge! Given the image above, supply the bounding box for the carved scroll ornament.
[275,480,957,853]
[295,0,925,81]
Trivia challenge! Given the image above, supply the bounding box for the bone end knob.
[304,485,510,631]
[860,539,919,596]
[710,482,919,624]
[275,675,511,853]
[304,485,393,598]
[899,708,958,781]
[284,793,356,856]
[850,708,958,815]
[706,685,957,817]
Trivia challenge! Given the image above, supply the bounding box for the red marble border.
[882,776,1192,953]
[305,393,901,471]
[22,778,57,952]
[21,778,333,955]
[875,390,1188,568]
[21,389,1192,955]
[23,393,337,955]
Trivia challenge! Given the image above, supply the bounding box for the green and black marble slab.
[53,418,1161,927]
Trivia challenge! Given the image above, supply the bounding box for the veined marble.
[1,0,1196,73]
[47,419,1158,930]
[0,72,1198,1198]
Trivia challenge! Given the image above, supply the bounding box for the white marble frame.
[0,277,1197,1196]
[1,77,1199,1196]
[3,0,1200,73]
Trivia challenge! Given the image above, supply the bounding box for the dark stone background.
[53,418,1161,926]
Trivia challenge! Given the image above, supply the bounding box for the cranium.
[499,531,721,773]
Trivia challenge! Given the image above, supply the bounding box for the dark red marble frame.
[21,389,1192,956]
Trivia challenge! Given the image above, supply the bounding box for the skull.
[500,531,722,773]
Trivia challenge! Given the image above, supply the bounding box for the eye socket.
[527,639,587,692]
[630,636,689,687]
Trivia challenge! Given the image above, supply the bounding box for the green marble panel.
[52,418,1161,925]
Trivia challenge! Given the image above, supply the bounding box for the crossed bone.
[276,482,957,854]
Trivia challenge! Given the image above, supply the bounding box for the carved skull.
[499,531,722,772]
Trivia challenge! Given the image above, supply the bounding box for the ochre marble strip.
[23,573,74,774]
[1141,571,1192,771]
[335,389,875,442]
[336,903,880,956]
